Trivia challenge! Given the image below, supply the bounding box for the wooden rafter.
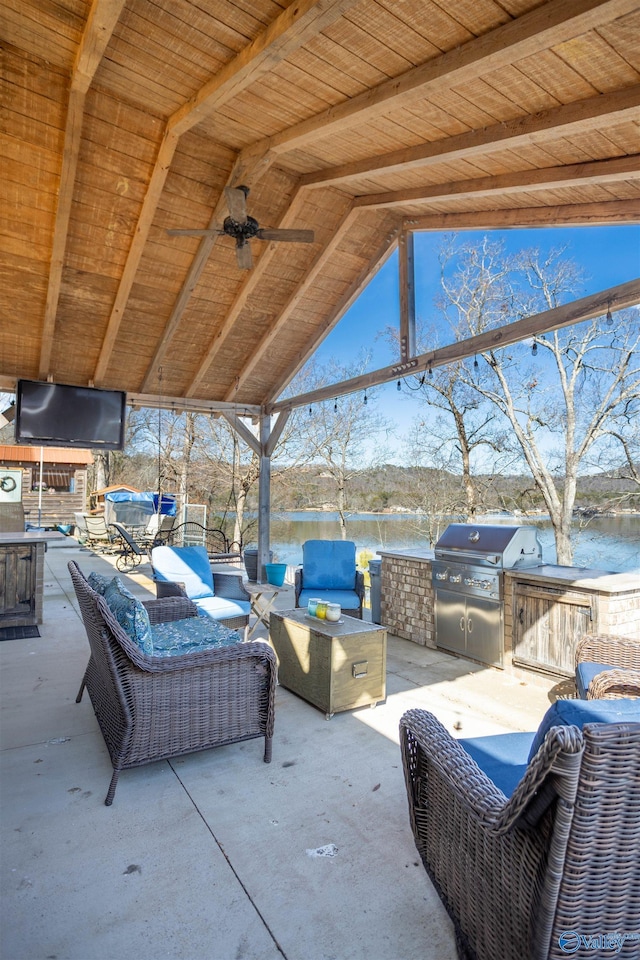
[93,0,361,387]
[269,278,640,413]
[38,0,126,380]
[246,0,638,162]
[302,86,640,188]
[354,156,640,210]
[404,199,640,232]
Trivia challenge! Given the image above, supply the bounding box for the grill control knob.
[449,574,461,583]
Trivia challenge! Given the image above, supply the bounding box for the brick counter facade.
[379,552,435,648]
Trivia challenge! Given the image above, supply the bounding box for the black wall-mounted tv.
[14,380,127,450]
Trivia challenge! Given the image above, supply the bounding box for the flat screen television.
[14,380,127,450]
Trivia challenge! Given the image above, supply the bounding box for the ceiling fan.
[166,185,314,269]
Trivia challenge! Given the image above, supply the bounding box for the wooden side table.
[269,608,387,719]
[244,582,282,639]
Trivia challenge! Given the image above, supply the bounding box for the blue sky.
[308,224,640,461]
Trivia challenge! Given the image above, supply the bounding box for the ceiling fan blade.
[236,243,253,270]
[166,228,223,237]
[256,228,315,243]
[225,186,248,222]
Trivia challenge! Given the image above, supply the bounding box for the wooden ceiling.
[3,0,640,415]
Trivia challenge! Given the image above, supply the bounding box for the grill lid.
[434,523,542,569]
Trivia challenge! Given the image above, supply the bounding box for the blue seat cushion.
[458,732,535,798]
[152,545,214,600]
[528,697,640,762]
[302,540,356,590]
[193,596,250,622]
[150,617,240,657]
[103,577,154,655]
[298,588,361,612]
[576,661,616,699]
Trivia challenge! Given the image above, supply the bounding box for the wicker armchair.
[400,706,640,960]
[575,632,640,699]
[294,540,365,618]
[69,561,276,805]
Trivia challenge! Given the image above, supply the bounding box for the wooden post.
[257,412,271,583]
[398,229,415,363]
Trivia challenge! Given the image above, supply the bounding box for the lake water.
[262,512,640,574]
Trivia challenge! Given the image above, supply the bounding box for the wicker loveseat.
[400,698,640,960]
[575,632,640,699]
[69,561,276,805]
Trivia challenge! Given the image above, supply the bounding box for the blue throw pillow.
[103,577,154,656]
[528,697,640,762]
[87,571,115,595]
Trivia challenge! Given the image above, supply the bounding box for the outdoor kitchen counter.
[505,564,640,676]
[377,550,640,676]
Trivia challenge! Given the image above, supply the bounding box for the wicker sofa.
[575,632,640,699]
[400,699,640,960]
[69,561,276,805]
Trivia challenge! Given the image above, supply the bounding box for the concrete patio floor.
[0,539,561,960]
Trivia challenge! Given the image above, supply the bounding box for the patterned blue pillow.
[88,571,115,595]
[150,617,240,657]
[103,577,154,656]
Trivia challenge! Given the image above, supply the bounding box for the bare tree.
[291,356,392,537]
[438,237,640,564]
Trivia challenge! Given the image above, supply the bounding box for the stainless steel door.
[466,595,503,667]
[434,588,466,655]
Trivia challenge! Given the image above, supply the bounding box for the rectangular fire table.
[269,608,387,719]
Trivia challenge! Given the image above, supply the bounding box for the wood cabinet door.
[0,545,36,619]
[512,582,594,676]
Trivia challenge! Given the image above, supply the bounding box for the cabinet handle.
[518,607,524,625]
[459,616,465,632]
[467,617,473,633]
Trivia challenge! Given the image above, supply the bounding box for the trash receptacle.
[369,558,382,624]
[243,548,273,582]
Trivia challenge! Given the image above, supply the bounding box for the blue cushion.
[528,697,640,762]
[103,577,154,655]
[459,732,535,798]
[576,661,616,699]
[298,588,361,611]
[87,571,115,595]
[150,617,240,656]
[302,540,356,590]
[152,546,214,600]
[194,596,250,622]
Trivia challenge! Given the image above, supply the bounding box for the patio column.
[257,412,271,583]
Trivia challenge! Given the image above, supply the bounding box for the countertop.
[0,531,66,545]
[376,550,639,593]
[505,564,640,593]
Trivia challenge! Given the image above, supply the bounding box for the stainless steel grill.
[432,523,542,667]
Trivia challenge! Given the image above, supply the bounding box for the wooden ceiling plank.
[270,276,640,413]
[353,154,640,209]
[93,0,362,388]
[38,0,128,381]
[302,85,640,187]
[170,0,363,137]
[257,0,639,158]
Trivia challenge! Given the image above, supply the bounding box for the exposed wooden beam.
[253,0,638,159]
[404,199,640,232]
[269,278,640,413]
[186,186,312,398]
[354,155,640,210]
[266,224,401,404]
[220,412,261,456]
[302,86,640,188]
[38,0,126,380]
[265,410,291,458]
[93,0,358,387]
[126,393,261,416]
[398,230,415,362]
